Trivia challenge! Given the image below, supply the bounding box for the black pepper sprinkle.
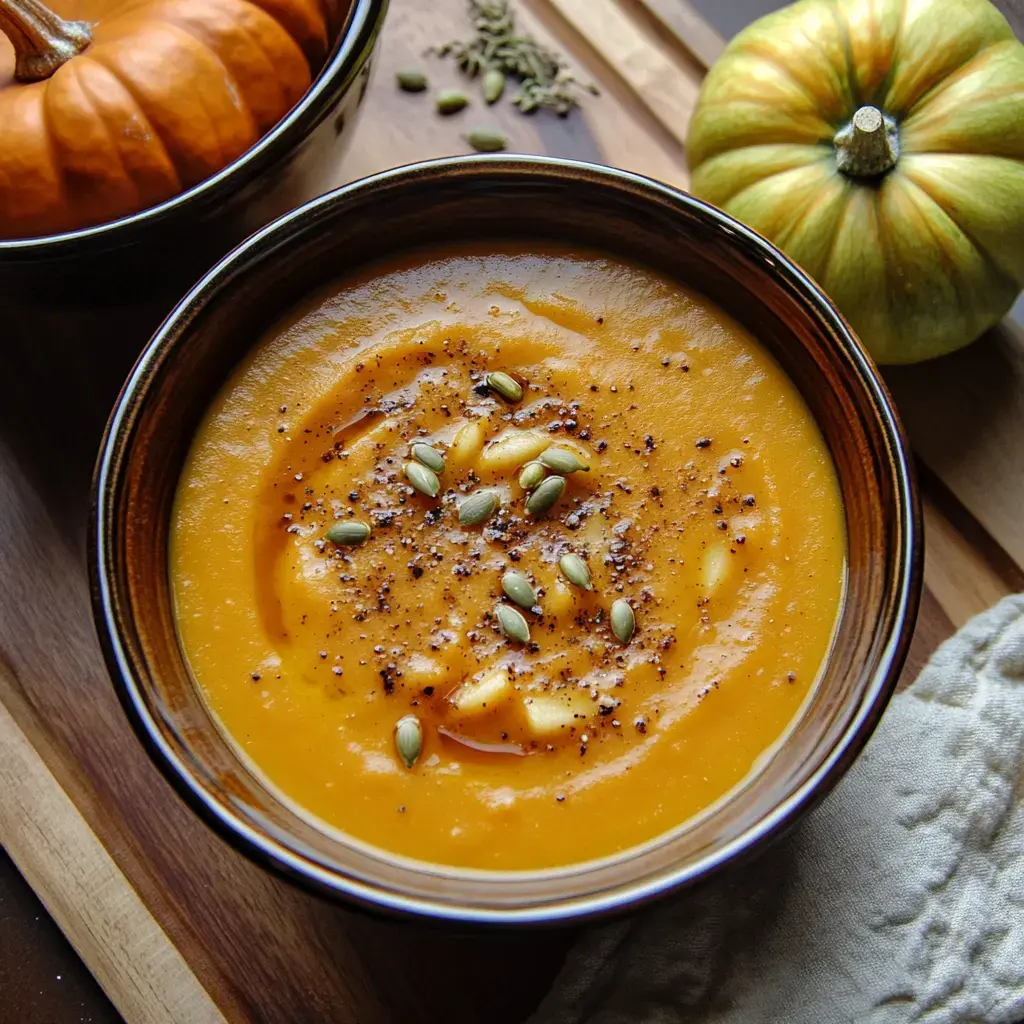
[251,672,261,681]
[423,686,435,696]
[696,437,712,448]
[743,495,756,506]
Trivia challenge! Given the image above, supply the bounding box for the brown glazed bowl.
[91,157,922,925]
[0,0,388,348]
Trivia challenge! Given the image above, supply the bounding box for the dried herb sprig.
[434,0,597,117]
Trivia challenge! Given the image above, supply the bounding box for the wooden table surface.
[2,0,1023,1022]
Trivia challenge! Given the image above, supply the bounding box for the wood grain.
[0,693,225,1024]
[0,0,1019,1020]
[885,319,1024,577]
[630,0,726,69]
[544,0,702,145]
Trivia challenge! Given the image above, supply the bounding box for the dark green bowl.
[92,156,922,925]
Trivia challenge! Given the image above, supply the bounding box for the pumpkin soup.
[170,246,845,870]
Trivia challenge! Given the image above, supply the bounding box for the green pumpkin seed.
[495,603,531,644]
[610,599,635,644]
[559,553,592,590]
[525,475,565,516]
[518,461,546,490]
[411,442,445,473]
[405,462,440,498]
[465,127,508,153]
[436,89,469,115]
[458,490,499,527]
[394,715,423,768]
[486,371,524,402]
[396,68,428,92]
[325,520,371,545]
[501,571,537,610]
[540,447,590,474]
[482,68,506,103]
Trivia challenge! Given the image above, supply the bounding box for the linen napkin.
[530,595,1024,1024]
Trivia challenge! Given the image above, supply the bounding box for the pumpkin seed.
[539,447,590,474]
[396,68,428,92]
[495,603,531,644]
[486,371,524,402]
[559,553,592,590]
[411,442,445,473]
[465,127,508,152]
[482,68,506,103]
[525,475,565,516]
[436,89,469,114]
[394,715,423,768]
[610,599,635,644]
[325,520,371,545]
[501,571,537,610]
[404,461,441,498]
[458,490,499,527]
[518,461,546,490]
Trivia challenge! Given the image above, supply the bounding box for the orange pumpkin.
[0,0,332,238]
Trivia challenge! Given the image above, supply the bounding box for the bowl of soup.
[91,156,921,923]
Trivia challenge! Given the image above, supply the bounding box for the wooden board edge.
[0,696,227,1024]
[629,0,725,68]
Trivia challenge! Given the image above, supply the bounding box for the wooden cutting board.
[2,1,1022,1021]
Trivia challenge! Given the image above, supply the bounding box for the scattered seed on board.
[465,127,508,152]
[518,461,546,490]
[540,447,590,474]
[502,571,538,610]
[405,461,441,498]
[435,89,469,115]
[610,599,636,644]
[411,442,445,473]
[325,521,371,545]
[458,490,499,526]
[525,475,565,516]
[559,553,592,590]
[394,715,423,768]
[496,603,531,643]
[485,371,524,402]
[482,67,506,103]
[395,68,428,92]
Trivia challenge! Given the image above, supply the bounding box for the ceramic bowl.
[0,0,388,339]
[91,156,922,924]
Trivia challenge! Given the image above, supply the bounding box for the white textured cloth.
[531,595,1024,1024]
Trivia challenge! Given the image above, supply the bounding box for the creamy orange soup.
[170,246,845,870]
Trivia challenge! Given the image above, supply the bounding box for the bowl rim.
[90,155,923,925]
[0,0,389,258]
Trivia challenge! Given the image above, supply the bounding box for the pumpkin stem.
[0,0,91,82]
[834,105,899,179]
